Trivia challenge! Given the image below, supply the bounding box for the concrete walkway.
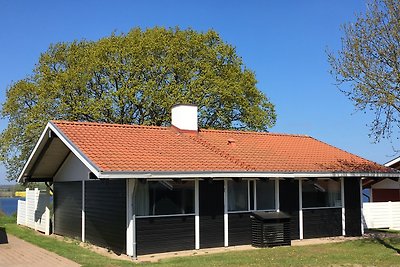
[0,234,80,267]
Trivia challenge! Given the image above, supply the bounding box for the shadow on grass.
[375,237,400,255]
[0,227,8,244]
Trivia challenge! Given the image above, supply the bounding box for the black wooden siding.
[200,215,224,248]
[85,179,126,254]
[228,212,251,246]
[136,216,195,255]
[54,182,82,240]
[344,178,362,236]
[279,180,300,240]
[303,208,342,238]
[199,180,224,248]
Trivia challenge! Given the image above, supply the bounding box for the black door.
[279,179,300,240]
[199,180,224,248]
[344,178,362,236]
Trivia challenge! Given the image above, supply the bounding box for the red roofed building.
[362,157,400,202]
[18,104,400,257]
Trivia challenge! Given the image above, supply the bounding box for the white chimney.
[171,104,198,131]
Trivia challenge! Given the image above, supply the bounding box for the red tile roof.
[52,121,392,173]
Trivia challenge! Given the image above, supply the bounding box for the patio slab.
[0,233,80,267]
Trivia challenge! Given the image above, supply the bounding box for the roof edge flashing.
[96,171,400,179]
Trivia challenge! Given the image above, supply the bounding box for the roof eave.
[17,122,102,183]
[384,156,400,167]
[97,170,400,179]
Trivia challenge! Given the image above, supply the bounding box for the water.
[0,197,24,216]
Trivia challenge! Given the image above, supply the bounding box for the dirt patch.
[364,229,400,239]
[292,236,359,246]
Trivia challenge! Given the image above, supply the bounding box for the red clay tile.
[52,121,392,173]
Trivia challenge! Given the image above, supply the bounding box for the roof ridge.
[52,120,311,138]
[199,128,309,138]
[51,120,169,130]
[181,131,256,171]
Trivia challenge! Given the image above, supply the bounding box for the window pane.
[136,181,194,216]
[302,179,341,208]
[256,180,275,210]
[228,180,248,211]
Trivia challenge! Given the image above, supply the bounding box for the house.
[363,157,400,202]
[18,104,400,257]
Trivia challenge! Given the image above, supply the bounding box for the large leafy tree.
[1,27,276,180]
[328,0,400,141]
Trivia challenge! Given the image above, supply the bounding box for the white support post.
[360,178,364,235]
[253,180,257,211]
[341,178,345,236]
[275,179,280,212]
[224,179,228,247]
[299,179,303,240]
[126,179,137,258]
[45,186,50,236]
[82,180,85,242]
[247,180,251,211]
[25,188,28,226]
[195,178,200,250]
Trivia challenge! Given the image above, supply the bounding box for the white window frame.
[135,179,196,218]
[227,178,279,214]
[301,178,343,210]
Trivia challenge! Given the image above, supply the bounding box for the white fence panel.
[392,202,400,230]
[16,188,50,235]
[16,200,26,225]
[25,188,38,229]
[363,201,400,230]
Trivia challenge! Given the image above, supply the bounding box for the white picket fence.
[363,201,400,230]
[17,188,51,235]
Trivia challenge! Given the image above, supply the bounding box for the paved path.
[0,234,80,267]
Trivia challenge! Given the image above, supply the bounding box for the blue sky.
[0,0,397,184]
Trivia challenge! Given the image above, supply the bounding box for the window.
[302,179,341,208]
[136,181,195,216]
[256,180,275,210]
[228,180,248,211]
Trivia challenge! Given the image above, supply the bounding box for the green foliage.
[1,27,276,181]
[328,0,400,142]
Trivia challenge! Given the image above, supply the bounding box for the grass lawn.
[1,213,400,266]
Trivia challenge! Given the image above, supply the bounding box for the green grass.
[1,214,400,266]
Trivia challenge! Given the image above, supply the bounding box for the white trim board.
[49,122,100,177]
[17,124,52,182]
[385,156,400,167]
[96,171,400,180]
[17,122,101,182]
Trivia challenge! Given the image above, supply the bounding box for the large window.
[302,179,341,208]
[256,180,275,210]
[136,181,195,216]
[228,180,248,211]
[228,179,277,212]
